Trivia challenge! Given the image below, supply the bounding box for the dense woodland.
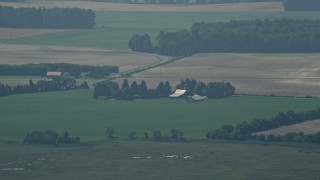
[0,63,119,78]
[0,6,95,29]
[282,0,320,11]
[93,78,235,99]
[207,107,320,143]
[129,19,320,56]
[0,78,89,97]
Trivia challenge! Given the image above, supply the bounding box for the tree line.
[207,107,320,143]
[0,63,119,78]
[0,77,89,97]
[93,78,235,99]
[129,19,320,56]
[0,0,25,2]
[105,127,186,141]
[24,130,80,145]
[0,6,95,29]
[93,79,172,99]
[89,0,277,4]
[282,0,320,11]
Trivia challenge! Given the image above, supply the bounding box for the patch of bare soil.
[0,1,283,12]
[0,28,71,41]
[129,53,320,97]
[257,119,320,135]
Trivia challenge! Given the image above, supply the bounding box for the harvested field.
[0,44,163,72]
[258,119,320,135]
[0,28,71,41]
[0,1,283,12]
[129,53,320,97]
[0,76,43,86]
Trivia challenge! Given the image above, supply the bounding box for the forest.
[93,78,235,99]
[129,19,320,56]
[0,6,95,29]
[0,63,119,78]
[282,0,320,11]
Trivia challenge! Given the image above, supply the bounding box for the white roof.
[46,72,62,76]
[169,89,186,98]
[187,95,207,101]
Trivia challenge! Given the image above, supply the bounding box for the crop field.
[1,141,320,180]
[0,44,164,72]
[0,89,320,141]
[258,119,320,136]
[0,28,71,41]
[4,11,320,50]
[0,1,283,12]
[129,53,320,97]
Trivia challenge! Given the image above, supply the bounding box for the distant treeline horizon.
[129,19,320,56]
[0,6,95,29]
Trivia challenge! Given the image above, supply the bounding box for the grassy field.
[1,141,320,179]
[4,11,320,50]
[0,89,320,141]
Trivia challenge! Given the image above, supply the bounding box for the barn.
[186,95,207,102]
[169,89,187,98]
[46,71,62,78]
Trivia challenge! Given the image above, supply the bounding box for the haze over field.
[0,1,283,12]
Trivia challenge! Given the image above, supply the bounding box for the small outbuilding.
[186,95,207,102]
[169,89,187,98]
[46,71,62,78]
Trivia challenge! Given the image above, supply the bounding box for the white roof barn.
[46,71,62,78]
[169,89,186,98]
[186,95,207,102]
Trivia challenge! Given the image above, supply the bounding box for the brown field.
[127,53,320,97]
[0,28,71,41]
[0,44,163,72]
[0,1,283,12]
[258,119,320,135]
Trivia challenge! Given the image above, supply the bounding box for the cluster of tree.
[0,63,119,78]
[0,77,89,97]
[93,79,172,99]
[207,107,320,142]
[282,0,320,11]
[128,34,154,53]
[176,78,235,98]
[251,131,320,144]
[130,19,320,56]
[0,0,25,2]
[93,78,235,99]
[24,130,80,145]
[0,6,95,29]
[105,127,185,141]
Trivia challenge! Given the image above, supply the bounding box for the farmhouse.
[46,71,62,78]
[169,89,186,98]
[186,95,207,102]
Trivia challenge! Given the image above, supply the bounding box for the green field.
[1,89,320,141]
[1,141,320,180]
[4,11,320,49]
